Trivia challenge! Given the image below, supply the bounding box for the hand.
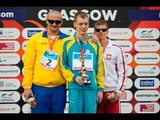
[90,34,99,43]
[110,92,121,103]
[22,89,34,102]
[97,91,103,103]
[75,76,84,85]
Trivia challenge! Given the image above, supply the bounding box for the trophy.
[27,94,37,108]
[105,92,115,100]
[79,49,91,85]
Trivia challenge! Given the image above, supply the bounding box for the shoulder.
[89,38,101,48]
[59,31,70,38]
[110,40,122,51]
[30,31,43,38]
[63,35,73,42]
[62,35,74,46]
[27,31,43,43]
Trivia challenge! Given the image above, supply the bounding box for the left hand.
[97,91,103,103]
[90,34,99,43]
[110,92,121,103]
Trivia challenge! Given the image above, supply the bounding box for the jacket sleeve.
[116,47,127,91]
[60,39,75,82]
[22,35,36,89]
[96,42,105,91]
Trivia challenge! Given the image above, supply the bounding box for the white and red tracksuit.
[97,39,127,113]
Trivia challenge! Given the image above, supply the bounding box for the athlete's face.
[73,16,89,36]
[94,25,108,41]
[46,12,63,33]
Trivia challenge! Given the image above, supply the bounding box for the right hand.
[75,76,84,85]
[22,89,34,102]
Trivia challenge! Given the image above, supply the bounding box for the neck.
[77,33,87,40]
[49,31,59,36]
[100,39,108,47]
[47,28,59,36]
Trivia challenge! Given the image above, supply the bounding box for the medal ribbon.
[47,31,58,50]
[76,35,88,55]
[76,35,89,67]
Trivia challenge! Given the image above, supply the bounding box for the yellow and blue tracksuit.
[22,30,69,113]
[60,33,104,113]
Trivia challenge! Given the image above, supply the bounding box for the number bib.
[72,52,93,71]
[40,50,59,70]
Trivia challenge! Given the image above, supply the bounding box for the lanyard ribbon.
[47,32,58,50]
[76,35,88,66]
[76,35,88,54]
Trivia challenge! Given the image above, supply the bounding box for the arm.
[60,39,75,82]
[116,47,127,92]
[22,35,36,100]
[90,34,99,43]
[96,41,105,91]
[22,35,36,89]
[108,48,127,103]
[96,42,105,103]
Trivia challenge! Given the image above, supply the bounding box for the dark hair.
[74,11,89,22]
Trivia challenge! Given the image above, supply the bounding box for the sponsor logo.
[0,28,20,39]
[0,11,14,18]
[22,28,45,39]
[60,28,75,36]
[120,103,133,113]
[113,41,132,52]
[134,28,159,39]
[108,28,132,39]
[0,53,20,64]
[120,91,127,99]
[0,9,26,21]
[134,65,159,76]
[120,90,133,101]
[140,80,154,87]
[135,78,159,89]
[0,42,14,50]
[0,79,20,90]
[27,30,42,38]
[134,53,159,64]
[0,41,20,52]
[134,102,159,113]
[0,66,20,77]
[140,104,154,112]
[134,90,160,101]
[0,91,20,103]
[38,9,118,21]
[0,104,20,113]
[134,41,159,52]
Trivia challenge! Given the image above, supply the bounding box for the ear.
[60,19,63,25]
[73,22,76,28]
